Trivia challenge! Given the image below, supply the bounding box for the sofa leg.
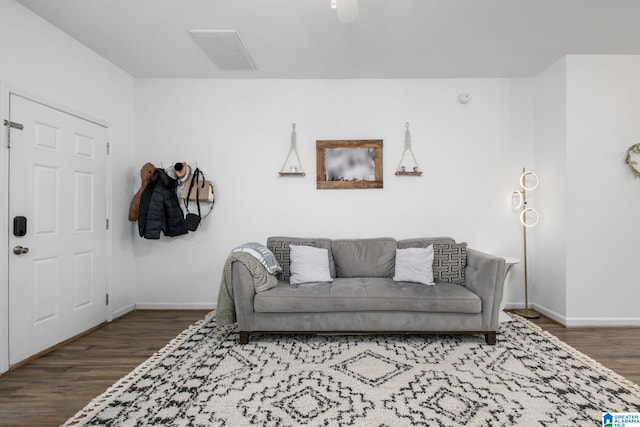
[239,331,249,344]
[485,331,496,345]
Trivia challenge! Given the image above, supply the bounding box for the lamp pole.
[513,167,540,319]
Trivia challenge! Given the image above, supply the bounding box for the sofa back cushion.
[397,237,455,249]
[267,237,335,281]
[398,237,467,285]
[332,238,397,277]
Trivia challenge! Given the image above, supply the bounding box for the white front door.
[8,93,108,365]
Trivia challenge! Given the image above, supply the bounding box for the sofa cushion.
[289,245,333,285]
[332,238,396,278]
[397,238,467,285]
[393,247,435,286]
[254,277,481,314]
[267,237,336,281]
[433,242,467,285]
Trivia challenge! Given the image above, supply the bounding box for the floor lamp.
[511,168,540,319]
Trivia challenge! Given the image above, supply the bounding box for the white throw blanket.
[230,242,282,275]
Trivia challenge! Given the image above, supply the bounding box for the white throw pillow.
[393,246,435,286]
[289,245,334,285]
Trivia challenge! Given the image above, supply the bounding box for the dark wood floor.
[0,310,208,427]
[527,314,640,385]
[0,310,638,427]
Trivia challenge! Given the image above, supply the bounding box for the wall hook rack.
[395,122,422,176]
[279,123,305,176]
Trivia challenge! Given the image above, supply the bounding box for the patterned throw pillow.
[432,242,467,285]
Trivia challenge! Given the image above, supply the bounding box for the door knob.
[13,246,29,255]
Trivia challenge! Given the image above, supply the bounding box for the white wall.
[134,78,533,307]
[565,56,640,325]
[0,0,137,371]
[533,57,568,322]
[533,55,640,326]
[5,0,636,349]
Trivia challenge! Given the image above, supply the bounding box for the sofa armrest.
[232,261,256,331]
[465,248,506,331]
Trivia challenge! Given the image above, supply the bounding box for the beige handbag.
[181,171,214,202]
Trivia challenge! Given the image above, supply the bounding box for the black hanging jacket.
[138,169,188,239]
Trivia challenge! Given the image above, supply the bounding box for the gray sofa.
[232,237,506,345]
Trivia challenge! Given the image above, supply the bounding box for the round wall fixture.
[519,170,539,191]
[458,93,470,104]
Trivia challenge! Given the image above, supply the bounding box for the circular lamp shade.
[520,208,539,228]
[511,191,523,209]
[519,171,539,191]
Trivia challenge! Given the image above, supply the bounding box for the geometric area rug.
[64,313,640,426]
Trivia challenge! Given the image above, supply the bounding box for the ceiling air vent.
[189,30,257,71]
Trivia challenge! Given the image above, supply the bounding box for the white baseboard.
[127,302,640,326]
[517,302,640,327]
[134,302,216,310]
[531,304,566,325]
[563,317,640,327]
[111,304,135,320]
[505,303,567,325]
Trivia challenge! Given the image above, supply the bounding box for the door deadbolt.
[13,216,27,237]
[13,246,29,255]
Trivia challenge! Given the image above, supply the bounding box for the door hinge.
[106,293,110,306]
[106,218,110,230]
[106,142,110,155]
[3,120,24,130]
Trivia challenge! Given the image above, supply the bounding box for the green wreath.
[626,143,640,178]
